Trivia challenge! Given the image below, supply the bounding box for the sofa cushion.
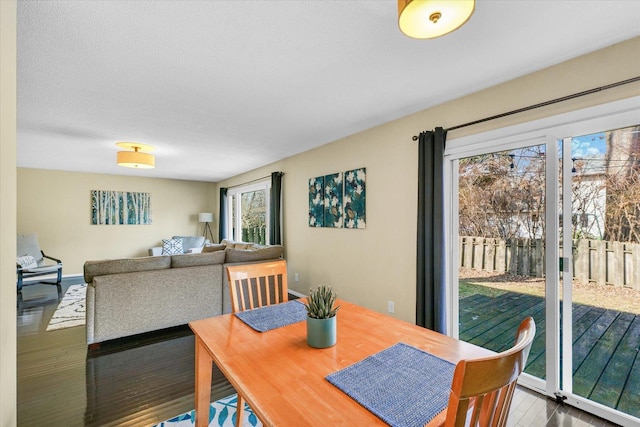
[162,238,183,255]
[171,251,226,268]
[202,244,226,253]
[84,256,171,283]
[224,245,284,263]
[221,239,257,250]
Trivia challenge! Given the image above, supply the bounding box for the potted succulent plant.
[303,285,340,348]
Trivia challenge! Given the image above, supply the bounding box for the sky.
[572,132,606,158]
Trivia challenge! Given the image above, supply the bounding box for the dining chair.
[431,316,536,427]
[226,259,288,313]
[225,259,288,427]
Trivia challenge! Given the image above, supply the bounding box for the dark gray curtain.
[416,127,447,332]
[269,172,284,245]
[218,187,228,243]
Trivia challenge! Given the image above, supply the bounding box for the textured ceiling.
[16,1,640,182]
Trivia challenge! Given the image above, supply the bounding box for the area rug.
[46,283,86,331]
[154,394,262,427]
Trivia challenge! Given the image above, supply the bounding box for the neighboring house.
[571,154,607,240]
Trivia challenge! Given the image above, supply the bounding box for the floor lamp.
[199,212,215,243]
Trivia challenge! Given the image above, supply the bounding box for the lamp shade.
[398,0,475,39]
[199,212,214,223]
[116,142,155,169]
[116,150,155,168]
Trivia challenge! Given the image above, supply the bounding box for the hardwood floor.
[17,277,620,426]
[18,277,234,426]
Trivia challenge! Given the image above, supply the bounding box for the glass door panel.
[457,144,547,381]
[564,125,640,420]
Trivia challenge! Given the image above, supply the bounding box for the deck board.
[574,312,635,400]
[614,316,640,418]
[476,298,545,349]
[459,290,640,417]
[572,309,618,377]
[590,313,638,410]
[461,293,538,341]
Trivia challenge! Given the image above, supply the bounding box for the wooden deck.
[459,291,640,418]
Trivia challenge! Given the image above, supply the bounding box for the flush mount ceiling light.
[116,142,155,169]
[398,0,475,39]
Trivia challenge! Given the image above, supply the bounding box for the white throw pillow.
[17,255,38,269]
[162,238,183,255]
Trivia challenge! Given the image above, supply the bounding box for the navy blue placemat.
[326,342,455,427]
[234,300,307,332]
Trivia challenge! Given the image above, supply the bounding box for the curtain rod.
[411,76,640,140]
[223,172,283,190]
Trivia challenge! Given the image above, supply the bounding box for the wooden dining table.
[189,299,493,427]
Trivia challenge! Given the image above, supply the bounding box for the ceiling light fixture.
[398,0,475,39]
[116,142,155,169]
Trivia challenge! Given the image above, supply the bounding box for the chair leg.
[37,267,64,298]
[236,394,245,427]
[56,268,63,299]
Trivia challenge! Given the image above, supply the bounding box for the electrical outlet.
[294,273,299,282]
[387,300,395,313]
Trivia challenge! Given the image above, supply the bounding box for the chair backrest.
[444,317,536,427]
[226,260,288,313]
[17,233,44,262]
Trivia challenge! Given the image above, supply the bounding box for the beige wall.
[1,2,17,426]
[17,168,217,275]
[217,37,640,324]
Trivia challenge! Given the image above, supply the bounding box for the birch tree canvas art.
[91,190,152,225]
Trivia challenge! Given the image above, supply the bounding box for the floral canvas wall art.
[324,172,343,228]
[344,167,366,229]
[308,177,324,227]
[91,190,152,225]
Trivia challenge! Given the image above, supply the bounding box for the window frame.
[226,180,272,244]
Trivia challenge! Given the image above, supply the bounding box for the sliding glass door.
[456,143,548,385]
[561,125,640,423]
[445,98,640,426]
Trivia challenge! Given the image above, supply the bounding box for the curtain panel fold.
[218,187,228,243]
[416,127,447,333]
[269,172,284,245]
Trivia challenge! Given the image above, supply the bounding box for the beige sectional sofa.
[83,244,284,346]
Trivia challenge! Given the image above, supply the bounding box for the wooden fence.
[459,236,640,290]
[242,226,266,245]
